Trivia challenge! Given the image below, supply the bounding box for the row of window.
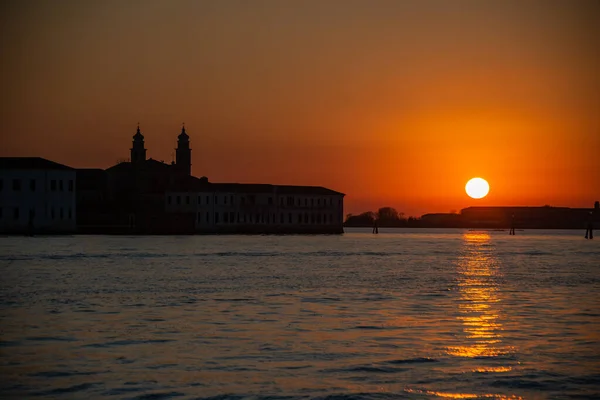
[0,207,73,221]
[0,179,74,192]
[168,194,341,207]
[197,211,339,225]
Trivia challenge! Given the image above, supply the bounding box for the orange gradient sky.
[1,0,599,216]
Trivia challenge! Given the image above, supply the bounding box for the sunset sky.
[1,0,598,217]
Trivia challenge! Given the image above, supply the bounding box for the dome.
[178,125,189,139]
[133,125,144,140]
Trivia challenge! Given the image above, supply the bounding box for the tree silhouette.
[377,207,401,226]
[345,211,377,226]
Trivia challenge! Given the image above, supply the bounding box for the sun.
[465,177,490,199]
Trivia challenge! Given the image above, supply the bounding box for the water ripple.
[0,231,598,399]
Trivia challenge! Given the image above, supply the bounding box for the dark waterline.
[1,229,599,399]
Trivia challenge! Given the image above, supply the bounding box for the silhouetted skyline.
[1,0,598,216]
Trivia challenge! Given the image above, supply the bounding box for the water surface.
[1,229,599,399]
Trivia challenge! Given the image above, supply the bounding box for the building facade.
[0,158,76,234]
[165,183,345,234]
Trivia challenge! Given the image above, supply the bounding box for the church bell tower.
[131,123,146,164]
[175,123,191,176]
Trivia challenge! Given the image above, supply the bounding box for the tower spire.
[131,123,146,164]
[175,123,191,176]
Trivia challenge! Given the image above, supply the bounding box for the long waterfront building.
[166,183,344,234]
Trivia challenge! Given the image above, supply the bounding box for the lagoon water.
[0,229,599,399]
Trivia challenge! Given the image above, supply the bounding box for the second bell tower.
[175,124,191,176]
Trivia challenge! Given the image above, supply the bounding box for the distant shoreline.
[344,225,586,230]
[0,227,591,237]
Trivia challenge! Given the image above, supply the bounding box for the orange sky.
[1,0,598,216]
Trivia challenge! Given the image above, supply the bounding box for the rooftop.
[0,157,74,171]
[168,179,344,196]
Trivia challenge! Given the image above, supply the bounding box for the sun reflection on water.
[447,233,515,360]
[405,388,523,399]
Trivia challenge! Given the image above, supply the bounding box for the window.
[206,212,210,223]
[198,212,201,223]
[59,180,63,191]
[30,179,36,191]
[311,199,314,207]
[305,199,308,206]
[215,212,219,223]
[51,208,55,219]
[198,196,201,205]
[13,179,21,191]
[68,180,74,192]
[280,214,284,223]
[176,196,181,205]
[51,180,56,191]
[68,208,72,219]
[206,196,209,204]
[60,208,63,220]
[241,197,246,205]
[304,214,308,224]
[230,195,234,204]
[280,198,284,206]
[186,196,190,205]
[256,213,260,223]
[298,214,302,223]
[330,198,333,206]
[168,196,172,205]
[318,199,321,206]
[230,212,235,223]
[224,196,227,205]
[0,179,3,191]
[268,197,273,205]
[224,212,229,223]
[288,213,292,223]
[0,207,2,219]
[14,207,19,220]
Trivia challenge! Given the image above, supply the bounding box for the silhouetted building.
[0,157,76,234]
[76,124,345,234]
[420,213,462,227]
[76,168,110,228]
[595,201,599,210]
[460,205,598,229]
[166,182,344,234]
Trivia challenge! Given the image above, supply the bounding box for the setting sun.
[465,178,490,199]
